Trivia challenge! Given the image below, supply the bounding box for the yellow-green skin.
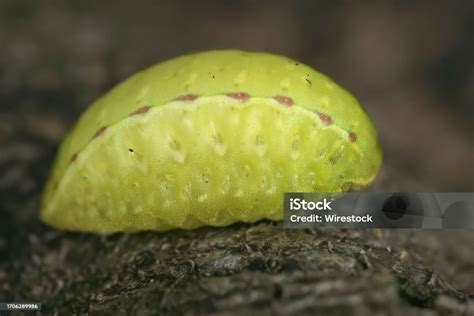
[41,50,383,234]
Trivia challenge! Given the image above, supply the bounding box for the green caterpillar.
[40,50,383,234]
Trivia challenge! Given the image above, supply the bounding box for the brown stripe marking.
[226,92,250,103]
[130,105,151,116]
[70,153,78,163]
[318,112,333,125]
[176,94,198,101]
[273,95,294,107]
[349,132,357,143]
[93,126,107,139]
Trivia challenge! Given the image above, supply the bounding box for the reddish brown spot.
[130,105,151,116]
[349,132,357,142]
[70,153,78,163]
[226,92,250,102]
[318,112,333,125]
[176,94,198,101]
[93,126,107,139]
[274,95,294,107]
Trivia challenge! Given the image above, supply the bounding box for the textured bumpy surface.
[40,50,382,233]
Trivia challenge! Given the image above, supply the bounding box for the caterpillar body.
[41,50,383,234]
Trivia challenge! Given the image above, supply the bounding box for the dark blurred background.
[0,0,473,310]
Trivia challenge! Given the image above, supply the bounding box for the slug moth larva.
[41,50,383,234]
